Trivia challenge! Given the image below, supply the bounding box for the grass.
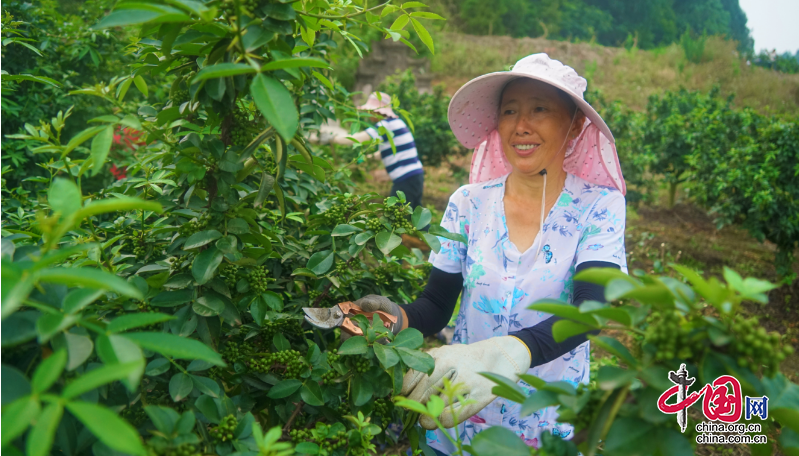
[429,33,799,117]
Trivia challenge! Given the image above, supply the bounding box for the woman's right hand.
[353,294,406,335]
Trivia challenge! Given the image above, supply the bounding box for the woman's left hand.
[402,336,531,429]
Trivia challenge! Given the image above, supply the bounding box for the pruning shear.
[302,302,398,337]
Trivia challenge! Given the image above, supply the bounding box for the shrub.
[0,2,449,455]
[399,266,799,456]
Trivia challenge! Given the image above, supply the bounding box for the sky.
[739,0,799,54]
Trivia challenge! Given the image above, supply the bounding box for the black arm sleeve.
[509,261,620,368]
[399,267,463,337]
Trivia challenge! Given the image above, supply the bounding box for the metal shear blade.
[302,305,344,329]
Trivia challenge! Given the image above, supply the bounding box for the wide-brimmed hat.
[450,53,625,194]
[357,92,397,118]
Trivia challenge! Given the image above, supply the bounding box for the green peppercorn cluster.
[169,88,190,106]
[261,318,303,340]
[209,414,238,443]
[179,213,210,238]
[205,155,218,173]
[138,301,155,313]
[131,232,147,259]
[289,426,347,452]
[121,405,147,427]
[250,350,305,378]
[248,266,269,294]
[289,428,312,444]
[373,398,393,426]
[152,443,199,456]
[367,217,383,232]
[324,195,359,226]
[219,263,240,290]
[229,108,261,147]
[221,0,260,21]
[208,366,224,380]
[350,356,370,373]
[384,199,414,231]
[645,311,705,363]
[321,349,340,385]
[419,262,433,278]
[373,266,391,286]
[222,341,253,364]
[729,314,792,376]
[307,290,332,307]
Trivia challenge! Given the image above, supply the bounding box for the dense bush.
[0,1,451,455]
[751,50,799,74]
[379,70,466,168]
[1,0,135,186]
[399,266,799,456]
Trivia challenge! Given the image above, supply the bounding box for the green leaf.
[338,336,368,355]
[25,402,63,456]
[295,442,320,455]
[1,396,40,447]
[93,8,190,29]
[151,290,193,307]
[67,401,146,455]
[61,362,140,399]
[300,381,324,406]
[38,267,143,299]
[352,375,374,406]
[123,332,225,366]
[133,75,148,97]
[192,247,224,285]
[375,231,402,255]
[410,18,434,54]
[396,347,435,374]
[193,294,225,317]
[411,207,432,230]
[428,224,467,244]
[193,63,257,82]
[331,224,361,236]
[145,405,179,435]
[32,350,67,393]
[392,328,424,349]
[250,73,298,142]
[194,395,221,423]
[422,232,441,253]
[90,126,114,176]
[74,197,162,221]
[588,335,639,368]
[390,14,410,31]
[373,343,400,368]
[469,426,530,456]
[480,372,527,403]
[184,230,222,249]
[107,313,174,332]
[216,236,238,254]
[306,250,334,275]
[146,358,171,376]
[527,300,599,326]
[596,365,636,391]
[409,11,445,19]
[603,417,655,455]
[95,334,145,390]
[261,57,329,71]
[169,373,193,401]
[574,267,638,287]
[552,319,595,342]
[267,379,302,399]
[254,172,275,208]
[62,288,105,314]
[191,375,220,397]
[48,178,81,217]
[62,126,106,157]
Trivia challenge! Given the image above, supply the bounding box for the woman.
[319,92,426,209]
[357,54,627,452]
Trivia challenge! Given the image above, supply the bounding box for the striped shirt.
[365,117,424,182]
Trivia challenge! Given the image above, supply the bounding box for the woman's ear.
[570,110,587,139]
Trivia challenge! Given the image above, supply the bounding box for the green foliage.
[379,70,467,167]
[414,267,798,456]
[446,0,752,51]
[1,1,446,455]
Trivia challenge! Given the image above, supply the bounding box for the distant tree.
[719,0,754,52]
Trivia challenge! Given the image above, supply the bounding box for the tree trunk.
[668,181,678,209]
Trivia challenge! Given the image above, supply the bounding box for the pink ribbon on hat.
[469,120,626,195]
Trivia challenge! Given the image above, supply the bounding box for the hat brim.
[447,71,615,149]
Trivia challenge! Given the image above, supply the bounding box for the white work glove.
[352,294,404,335]
[402,336,531,430]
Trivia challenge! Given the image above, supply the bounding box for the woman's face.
[498,79,585,176]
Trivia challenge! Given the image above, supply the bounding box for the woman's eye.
[534,106,546,112]
[502,109,515,115]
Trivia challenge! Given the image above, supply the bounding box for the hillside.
[429,32,799,116]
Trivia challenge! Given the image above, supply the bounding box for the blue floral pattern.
[427,173,627,453]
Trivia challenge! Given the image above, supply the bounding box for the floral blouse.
[426,172,627,452]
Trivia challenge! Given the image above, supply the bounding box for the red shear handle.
[338,301,398,337]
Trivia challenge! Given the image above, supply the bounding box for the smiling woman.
[349,54,631,453]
